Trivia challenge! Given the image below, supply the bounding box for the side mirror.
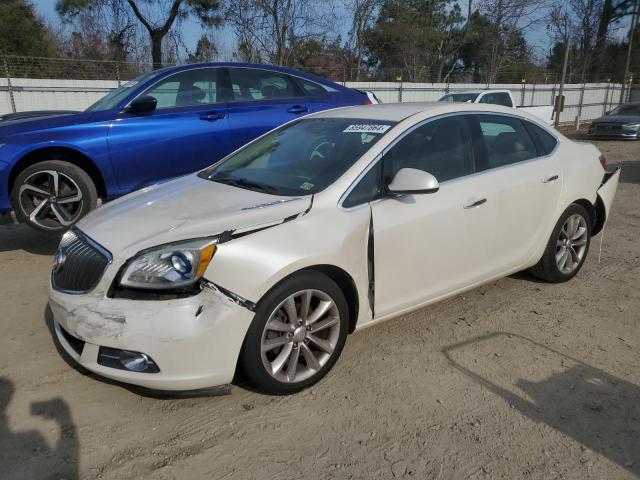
[387,168,439,195]
[128,95,157,114]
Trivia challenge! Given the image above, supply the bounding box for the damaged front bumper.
[49,282,255,392]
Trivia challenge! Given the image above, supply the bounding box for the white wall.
[345,81,625,123]
[1,77,626,123]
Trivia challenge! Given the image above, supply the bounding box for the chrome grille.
[596,123,622,131]
[52,229,111,294]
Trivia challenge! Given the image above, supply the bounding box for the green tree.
[0,0,58,57]
[187,34,218,62]
[56,0,222,69]
[364,0,465,82]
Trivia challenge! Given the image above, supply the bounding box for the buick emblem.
[53,250,67,273]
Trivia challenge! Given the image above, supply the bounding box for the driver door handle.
[287,105,309,114]
[463,198,487,209]
[543,174,559,183]
[200,112,225,121]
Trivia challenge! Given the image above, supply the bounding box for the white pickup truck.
[439,89,554,125]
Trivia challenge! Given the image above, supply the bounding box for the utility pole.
[620,0,639,103]
[555,39,571,127]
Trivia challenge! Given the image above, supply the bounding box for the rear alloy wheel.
[241,272,349,394]
[530,203,592,282]
[555,214,589,274]
[11,160,97,233]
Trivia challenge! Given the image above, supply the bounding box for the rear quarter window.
[527,122,558,155]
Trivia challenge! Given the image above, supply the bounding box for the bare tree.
[224,0,334,66]
[343,0,380,80]
[57,0,222,68]
[548,0,604,79]
[479,0,543,83]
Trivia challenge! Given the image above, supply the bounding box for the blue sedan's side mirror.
[128,95,157,114]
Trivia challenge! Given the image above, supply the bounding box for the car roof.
[310,101,522,122]
[155,62,345,90]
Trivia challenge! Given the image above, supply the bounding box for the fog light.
[120,351,151,372]
[97,346,160,373]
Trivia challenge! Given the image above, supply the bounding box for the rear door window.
[229,68,303,101]
[477,115,538,169]
[296,78,326,97]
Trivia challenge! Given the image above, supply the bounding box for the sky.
[30,0,631,63]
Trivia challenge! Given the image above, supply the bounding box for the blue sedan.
[0,63,373,232]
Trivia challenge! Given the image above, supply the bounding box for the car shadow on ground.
[443,332,640,477]
[0,377,78,480]
[0,223,60,255]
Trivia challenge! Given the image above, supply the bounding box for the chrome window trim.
[226,65,337,93]
[338,110,560,210]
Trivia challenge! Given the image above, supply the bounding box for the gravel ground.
[0,136,638,480]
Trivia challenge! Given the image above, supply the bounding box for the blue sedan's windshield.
[84,71,162,112]
[200,118,396,196]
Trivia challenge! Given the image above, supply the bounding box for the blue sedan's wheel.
[11,160,97,233]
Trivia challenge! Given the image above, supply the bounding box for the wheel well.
[301,265,360,333]
[572,198,597,233]
[8,147,106,198]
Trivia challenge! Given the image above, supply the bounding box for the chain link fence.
[1,55,638,125]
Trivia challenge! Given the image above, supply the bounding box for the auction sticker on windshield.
[343,124,392,134]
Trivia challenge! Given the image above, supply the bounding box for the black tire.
[240,271,349,395]
[11,160,97,234]
[529,203,592,283]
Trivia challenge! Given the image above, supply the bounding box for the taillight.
[363,98,372,105]
[599,154,606,170]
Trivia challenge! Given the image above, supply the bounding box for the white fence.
[1,77,635,124]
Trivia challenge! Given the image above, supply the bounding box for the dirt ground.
[0,135,638,480]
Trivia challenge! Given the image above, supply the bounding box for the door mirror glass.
[387,168,439,195]
[128,95,157,114]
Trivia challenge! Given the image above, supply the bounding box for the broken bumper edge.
[49,284,255,392]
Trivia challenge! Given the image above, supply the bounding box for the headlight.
[623,123,640,130]
[119,238,216,290]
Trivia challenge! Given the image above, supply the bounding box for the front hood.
[591,115,640,125]
[78,174,311,258]
[0,111,95,137]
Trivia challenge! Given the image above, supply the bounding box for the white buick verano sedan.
[49,103,620,395]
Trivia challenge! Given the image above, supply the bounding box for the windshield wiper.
[213,176,278,194]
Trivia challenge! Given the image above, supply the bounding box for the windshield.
[609,104,640,116]
[439,93,479,103]
[200,118,396,196]
[85,71,162,112]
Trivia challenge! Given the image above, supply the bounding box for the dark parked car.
[588,102,640,140]
[0,63,374,233]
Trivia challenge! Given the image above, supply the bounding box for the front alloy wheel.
[261,289,341,383]
[11,160,97,233]
[241,271,349,394]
